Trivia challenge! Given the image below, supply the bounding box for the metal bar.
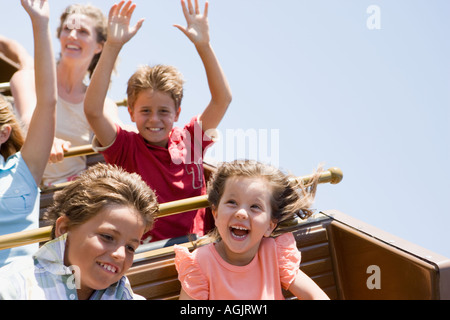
[116,98,128,107]
[62,145,343,187]
[0,226,52,251]
[298,167,343,185]
[0,167,343,251]
[158,195,209,218]
[0,195,210,251]
[62,145,342,185]
[0,196,214,251]
[63,145,96,158]
[0,82,10,92]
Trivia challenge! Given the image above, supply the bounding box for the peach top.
[174,232,301,300]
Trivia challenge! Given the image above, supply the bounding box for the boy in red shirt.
[84,1,232,243]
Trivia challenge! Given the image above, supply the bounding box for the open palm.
[107,1,144,47]
[174,0,210,46]
[21,0,50,21]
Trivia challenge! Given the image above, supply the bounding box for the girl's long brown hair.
[0,96,24,160]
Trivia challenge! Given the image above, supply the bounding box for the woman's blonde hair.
[127,65,185,110]
[44,163,159,239]
[56,4,108,78]
[0,96,24,160]
[205,160,321,241]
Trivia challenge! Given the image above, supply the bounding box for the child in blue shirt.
[0,0,57,266]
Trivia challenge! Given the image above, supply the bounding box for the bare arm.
[20,0,57,185]
[10,68,36,127]
[288,269,330,300]
[174,0,232,132]
[84,0,143,147]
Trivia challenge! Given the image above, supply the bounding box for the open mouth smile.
[66,44,81,51]
[230,226,249,240]
[97,262,119,274]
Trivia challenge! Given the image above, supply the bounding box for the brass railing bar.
[0,167,343,251]
[0,226,52,251]
[62,144,344,186]
[0,82,10,92]
[116,98,127,107]
[63,145,96,158]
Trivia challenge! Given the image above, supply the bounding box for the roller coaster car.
[1,149,449,300]
[127,209,450,300]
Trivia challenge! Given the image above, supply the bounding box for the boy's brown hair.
[127,64,185,110]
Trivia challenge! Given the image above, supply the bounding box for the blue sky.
[3,0,449,258]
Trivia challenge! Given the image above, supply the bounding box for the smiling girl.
[0,163,158,300]
[174,160,329,300]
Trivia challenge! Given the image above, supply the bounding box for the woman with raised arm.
[10,3,123,186]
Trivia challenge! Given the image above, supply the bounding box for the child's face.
[56,204,145,299]
[212,176,277,266]
[128,89,180,148]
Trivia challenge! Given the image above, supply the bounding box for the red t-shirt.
[96,116,214,242]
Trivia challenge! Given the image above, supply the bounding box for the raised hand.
[107,0,144,47]
[21,0,50,23]
[19,0,58,185]
[174,0,210,47]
